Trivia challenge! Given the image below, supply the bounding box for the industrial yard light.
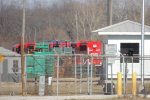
[21,0,26,96]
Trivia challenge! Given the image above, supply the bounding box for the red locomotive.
[12,42,36,54]
[12,41,103,66]
[71,40,103,66]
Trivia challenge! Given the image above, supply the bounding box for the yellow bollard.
[132,72,137,96]
[0,54,5,62]
[117,72,122,97]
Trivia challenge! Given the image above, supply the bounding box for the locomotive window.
[29,45,34,49]
[120,43,139,63]
[80,45,87,51]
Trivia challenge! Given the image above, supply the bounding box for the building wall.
[7,57,21,74]
[107,36,150,79]
[1,56,21,82]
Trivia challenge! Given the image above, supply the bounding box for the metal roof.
[0,47,20,56]
[92,20,150,33]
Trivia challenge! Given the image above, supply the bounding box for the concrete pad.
[0,95,118,100]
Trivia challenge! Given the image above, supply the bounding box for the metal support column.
[141,0,145,88]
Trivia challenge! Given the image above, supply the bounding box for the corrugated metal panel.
[53,47,63,54]
[64,47,72,54]
[26,56,35,78]
[34,54,45,76]
[45,55,54,76]
[36,43,49,52]
[26,51,54,78]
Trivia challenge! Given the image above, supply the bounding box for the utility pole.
[103,0,112,82]
[107,0,112,25]
[21,0,26,96]
[141,0,145,91]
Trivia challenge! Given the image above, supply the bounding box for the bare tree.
[113,0,142,23]
[0,0,150,49]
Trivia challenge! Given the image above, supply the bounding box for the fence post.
[90,56,93,95]
[132,72,137,97]
[87,59,90,95]
[105,57,108,93]
[80,55,82,94]
[117,72,122,97]
[111,63,113,95]
[56,55,59,96]
[74,55,77,94]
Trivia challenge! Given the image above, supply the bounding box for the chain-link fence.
[25,54,104,96]
[1,55,150,96]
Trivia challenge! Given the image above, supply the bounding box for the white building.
[93,20,150,79]
[0,47,21,82]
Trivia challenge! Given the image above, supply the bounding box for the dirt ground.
[0,78,103,95]
[1,78,150,96]
[26,78,104,96]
